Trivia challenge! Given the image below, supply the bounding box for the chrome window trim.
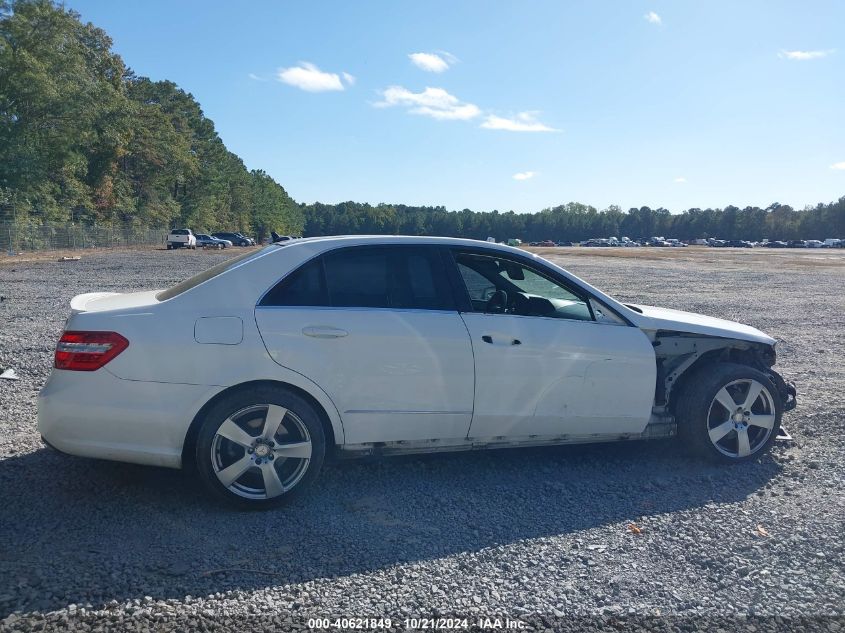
[255,305,459,315]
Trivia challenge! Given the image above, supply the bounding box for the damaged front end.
[767,368,797,412]
[652,330,797,414]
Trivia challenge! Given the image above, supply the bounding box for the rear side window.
[259,246,454,310]
[261,258,327,306]
[324,249,389,307]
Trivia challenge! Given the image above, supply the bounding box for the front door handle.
[302,326,348,339]
[481,335,521,346]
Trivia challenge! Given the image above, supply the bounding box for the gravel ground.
[1,246,843,632]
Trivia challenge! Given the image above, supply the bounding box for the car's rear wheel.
[676,362,782,462]
[195,386,325,509]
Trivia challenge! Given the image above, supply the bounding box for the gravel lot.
[1,246,843,632]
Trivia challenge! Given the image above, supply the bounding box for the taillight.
[54,331,129,371]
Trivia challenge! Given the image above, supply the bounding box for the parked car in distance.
[38,236,796,509]
[538,240,556,247]
[822,238,841,248]
[212,232,255,247]
[195,234,232,249]
[804,240,823,248]
[786,240,806,248]
[763,241,788,248]
[726,240,753,248]
[166,229,196,250]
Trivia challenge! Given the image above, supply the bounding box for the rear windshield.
[156,247,271,301]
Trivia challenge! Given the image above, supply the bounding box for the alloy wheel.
[210,404,312,499]
[706,378,776,458]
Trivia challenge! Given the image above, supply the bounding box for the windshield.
[156,246,275,301]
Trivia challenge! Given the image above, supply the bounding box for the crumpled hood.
[628,304,775,345]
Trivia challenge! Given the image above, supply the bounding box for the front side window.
[260,246,454,311]
[454,251,593,321]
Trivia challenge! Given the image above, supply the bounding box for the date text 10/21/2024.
[307,617,527,630]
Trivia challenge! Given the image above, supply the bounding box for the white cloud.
[408,52,455,73]
[778,49,834,60]
[480,112,559,133]
[674,176,687,183]
[375,86,481,120]
[248,73,268,82]
[513,171,536,181]
[277,62,350,92]
[342,72,356,86]
[644,11,662,25]
[830,161,845,170]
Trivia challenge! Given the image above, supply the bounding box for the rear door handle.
[302,326,348,339]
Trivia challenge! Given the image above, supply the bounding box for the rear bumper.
[37,368,219,468]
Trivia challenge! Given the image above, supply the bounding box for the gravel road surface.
[1,246,843,632]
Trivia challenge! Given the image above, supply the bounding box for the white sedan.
[38,236,796,508]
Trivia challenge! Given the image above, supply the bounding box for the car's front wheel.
[676,362,782,462]
[195,386,325,508]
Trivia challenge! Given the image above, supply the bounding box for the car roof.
[271,234,527,256]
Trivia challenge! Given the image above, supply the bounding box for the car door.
[255,245,475,445]
[450,249,656,439]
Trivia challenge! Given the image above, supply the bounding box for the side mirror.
[500,262,524,280]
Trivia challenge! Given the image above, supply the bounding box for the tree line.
[301,199,845,242]
[2,1,843,244]
[0,0,303,238]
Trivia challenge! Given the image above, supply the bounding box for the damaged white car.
[38,236,796,508]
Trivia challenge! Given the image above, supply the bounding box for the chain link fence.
[1,222,169,254]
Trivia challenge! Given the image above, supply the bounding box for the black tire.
[676,362,782,463]
[166,244,172,250]
[195,385,326,509]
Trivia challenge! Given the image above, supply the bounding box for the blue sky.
[68,0,844,213]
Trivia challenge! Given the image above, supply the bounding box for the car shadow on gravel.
[0,439,782,616]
